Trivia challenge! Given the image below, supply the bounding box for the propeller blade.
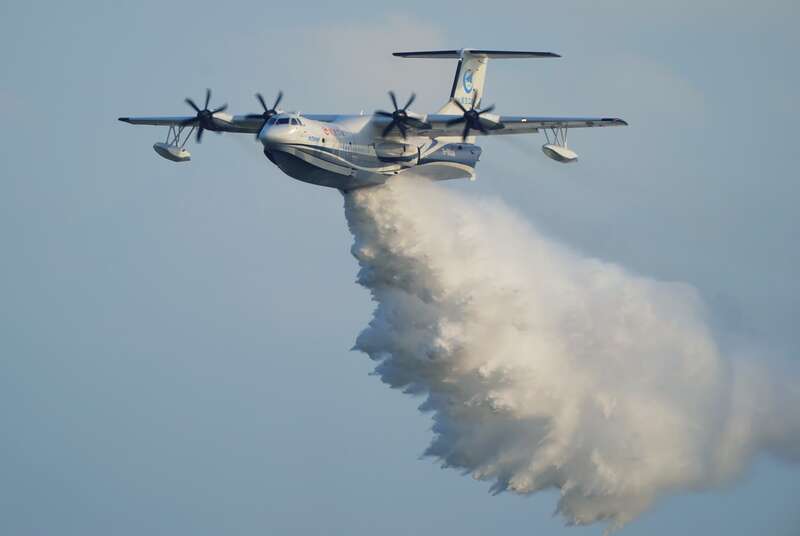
[272,91,283,110]
[471,91,479,110]
[185,98,200,113]
[380,91,419,138]
[479,104,495,115]
[477,121,488,134]
[453,99,467,113]
[204,88,211,109]
[462,124,470,141]
[256,93,267,112]
[212,104,228,114]
[196,126,204,143]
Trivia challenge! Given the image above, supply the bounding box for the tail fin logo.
[462,69,474,93]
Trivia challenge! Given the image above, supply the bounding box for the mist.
[344,176,800,532]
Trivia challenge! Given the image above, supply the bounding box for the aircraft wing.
[416,115,627,137]
[118,114,263,133]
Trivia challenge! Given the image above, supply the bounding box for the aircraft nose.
[258,125,280,145]
[259,125,296,146]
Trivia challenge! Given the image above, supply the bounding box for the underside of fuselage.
[265,147,388,191]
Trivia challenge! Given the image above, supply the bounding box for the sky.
[1,1,799,535]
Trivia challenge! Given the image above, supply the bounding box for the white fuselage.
[258,113,481,191]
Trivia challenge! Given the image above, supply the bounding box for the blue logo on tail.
[463,69,474,93]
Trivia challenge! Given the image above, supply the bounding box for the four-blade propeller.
[375,91,417,139]
[246,91,284,133]
[181,89,227,143]
[446,91,496,141]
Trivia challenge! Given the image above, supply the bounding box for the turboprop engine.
[150,88,233,163]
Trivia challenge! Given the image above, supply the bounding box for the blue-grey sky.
[1,1,798,535]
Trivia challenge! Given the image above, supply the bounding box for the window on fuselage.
[277,117,290,125]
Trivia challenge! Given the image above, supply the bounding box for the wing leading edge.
[118,115,262,133]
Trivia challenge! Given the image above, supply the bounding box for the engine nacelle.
[478,112,503,129]
[153,142,191,162]
[542,144,578,163]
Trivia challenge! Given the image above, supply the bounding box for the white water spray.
[344,176,800,532]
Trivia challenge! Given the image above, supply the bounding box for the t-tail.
[393,49,560,113]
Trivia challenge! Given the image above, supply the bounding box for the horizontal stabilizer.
[393,49,560,59]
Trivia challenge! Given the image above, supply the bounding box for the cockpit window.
[290,118,298,125]
[277,117,290,125]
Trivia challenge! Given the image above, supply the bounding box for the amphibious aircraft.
[119,49,627,191]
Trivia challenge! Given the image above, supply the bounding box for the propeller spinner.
[246,91,284,133]
[375,91,418,139]
[446,91,496,141]
[181,89,227,143]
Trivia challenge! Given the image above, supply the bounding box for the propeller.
[181,88,227,143]
[375,91,417,139]
[446,91,496,141]
[246,91,284,132]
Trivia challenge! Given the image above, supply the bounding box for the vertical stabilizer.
[448,50,488,112]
